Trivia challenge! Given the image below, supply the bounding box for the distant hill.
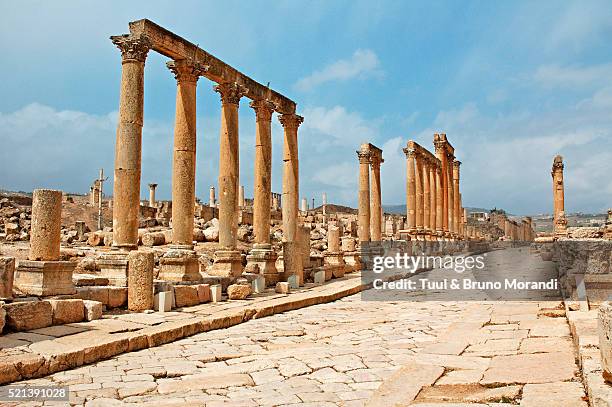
[382,205,492,216]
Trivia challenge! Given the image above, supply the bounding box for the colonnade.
[357,143,384,243]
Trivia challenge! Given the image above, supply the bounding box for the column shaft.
[415,154,424,230]
[370,157,382,241]
[110,35,150,250]
[453,161,461,238]
[435,166,443,233]
[405,148,416,231]
[251,100,275,245]
[447,156,455,235]
[357,150,371,242]
[429,161,436,233]
[422,159,431,233]
[280,114,303,242]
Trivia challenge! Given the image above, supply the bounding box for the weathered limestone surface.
[127,251,154,311]
[29,189,62,261]
[357,148,371,242]
[599,302,612,383]
[227,283,252,300]
[49,299,85,325]
[0,257,15,298]
[5,301,52,331]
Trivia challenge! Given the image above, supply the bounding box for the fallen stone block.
[251,275,265,294]
[227,284,251,300]
[83,300,103,321]
[4,300,53,331]
[107,287,128,308]
[49,299,84,325]
[77,286,110,305]
[173,285,199,308]
[197,284,210,303]
[314,270,325,284]
[276,282,290,294]
[598,301,612,383]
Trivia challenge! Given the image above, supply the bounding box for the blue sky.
[1,0,612,215]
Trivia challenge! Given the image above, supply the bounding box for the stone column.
[110,34,150,250]
[434,135,448,236]
[322,192,327,215]
[435,165,443,236]
[422,158,431,237]
[209,186,216,207]
[280,114,303,243]
[370,153,383,241]
[404,147,416,233]
[148,183,157,207]
[415,153,424,234]
[279,113,304,282]
[238,185,245,208]
[128,251,154,311]
[357,148,371,243]
[272,194,279,211]
[447,154,455,238]
[453,160,461,238]
[209,82,247,277]
[301,198,308,213]
[247,99,278,284]
[14,189,76,295]
[159,60,205,282]
[325,226,346,278]
[551,155,567,236]
[429,159,437,239]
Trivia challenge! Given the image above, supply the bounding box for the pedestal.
[97,251,130,286]
[246,243,279,286]
[344,252,361,273]
[208,250,243,278]
[324,253,346,278]
[14,260,76,296]
[159,247,202,282]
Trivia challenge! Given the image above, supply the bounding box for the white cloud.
[294,49,382,92]
[533,63,612,89]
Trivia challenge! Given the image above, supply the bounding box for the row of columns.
[110,34,303,282]
[403,134,464,240]
[357,143,384,243]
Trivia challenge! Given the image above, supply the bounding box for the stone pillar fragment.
[325,226,345,278]
[435,166,443,235]
[110,34,150,250]
[415,154,424,234]
[238,185,245,208]
[551,155,567,237]
[128,251,154,311]
[301,198,308,213]
[447,154,455,238]
[148,183,157,207]
[429,160,437,238]
[404,147,416,233]
[422,158,431,236]
[209,186,216,208]
[370,153,383,241]
[453,160,461,238]
[0,257,15,298]
[280,114,303,243]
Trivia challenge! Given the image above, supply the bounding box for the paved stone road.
[13,248,588,406]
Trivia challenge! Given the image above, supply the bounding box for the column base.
[159,247,202,282]
[280,241,303,285]
[14,260,76,296]
[208,250,243,278]
[324,252,346,278]
[246,243,279,287]
[98,251,130,287]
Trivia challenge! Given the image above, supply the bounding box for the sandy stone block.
[196,284,210,303]
[521,382,587,406]
[210,285,222,302]
[276,282,290,294]
[251,275,265,293]
[127,251,154,311]
[173,285,199,308]
[83,300,103,321]
[480,352,576,385]
[314,270,325,284]
[0,305,5,333]
[367,363,444,406]
[49,299,84,325]
[598,301,612,382]
[0,257,15,298]
[227,284,251,300]
[287,275,299,289]
[107,287,127,308]
[5,300,53,331]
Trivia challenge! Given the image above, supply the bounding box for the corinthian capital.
[357,150,371,164]
[250,99,276,122]
[214,82,248,105]
[111,34,151,63]
[403,147,416,159]
[166,60,208,84]
[279,113,304,130]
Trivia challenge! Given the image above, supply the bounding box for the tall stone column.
[434,136,448,236]
[422,158,431,237]
[301,198,308,213]
[209,82,247,277]
[247,99,278,284]
[453,160,461,238]
[322,192,327,215]
[148,183,157,207]
[428,159,437,238]
[435,165,443,236]
[14,189,76,295]
[159,60,205,282]
[110,35,150,250]
[447,154,455,238]
[403,147,416,233]
[209,186,216,207]
[357,148,371,243]
[551,155,567,236]
[238,185,245,208]
[415,153,424,235]
[370,154,383,241]
[279,113,304,282]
